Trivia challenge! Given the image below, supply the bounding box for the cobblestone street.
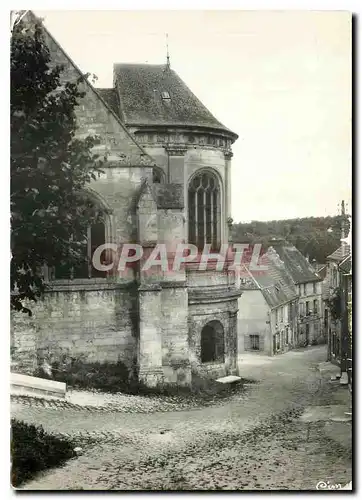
[12,346,352,491]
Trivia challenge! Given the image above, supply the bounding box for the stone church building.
[11,13,241,387]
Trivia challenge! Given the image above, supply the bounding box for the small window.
[303,283,307,295]
[250,335,260,350]
[313,282,317,294]
[152,167,164,184]
[161,91,171,100]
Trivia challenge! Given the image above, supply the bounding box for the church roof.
[112,63,238,139]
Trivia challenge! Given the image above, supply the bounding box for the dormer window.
[161,91,171,100]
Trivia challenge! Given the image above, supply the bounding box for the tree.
[232,215,350,263]
[11,16,106,315]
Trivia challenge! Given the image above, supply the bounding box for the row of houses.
[236,239,324,356]
[236,236,352,390]
[320,242,352,386]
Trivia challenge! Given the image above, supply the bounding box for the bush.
[34,359,135,394]
[34,358,256,401]
[11,419,75,487]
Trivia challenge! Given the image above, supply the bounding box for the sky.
[35,9,352,223]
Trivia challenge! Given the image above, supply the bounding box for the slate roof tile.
[113,63,237,138]
[268,241,321,284]
[327,243,351,262]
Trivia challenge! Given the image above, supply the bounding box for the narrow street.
[12,346,352,491]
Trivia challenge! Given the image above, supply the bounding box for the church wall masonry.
[11,285,138,375]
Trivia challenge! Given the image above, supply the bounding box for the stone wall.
[161,285,191,385]
[11,284,137,375]
[188,297,238,379]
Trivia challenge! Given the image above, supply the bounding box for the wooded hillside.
[232,216,350,264]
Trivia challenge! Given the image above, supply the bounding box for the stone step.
[11,373,66,399]
[215,375,241,384]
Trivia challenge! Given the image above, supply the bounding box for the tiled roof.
[316,264,327,280]
[268,241,321,285]
[339,254,352,274]
[251,251,298,309]
[113,63,237,138]
[327,244,351,262]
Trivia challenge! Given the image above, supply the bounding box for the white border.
[3,2,358,499]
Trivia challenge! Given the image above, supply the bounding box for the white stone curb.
[11,373,66,398]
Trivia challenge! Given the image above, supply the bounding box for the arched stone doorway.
[200,320,225,363]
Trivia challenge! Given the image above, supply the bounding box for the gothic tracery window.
[188,171,220,250]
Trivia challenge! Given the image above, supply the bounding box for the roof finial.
[166,33,170,70]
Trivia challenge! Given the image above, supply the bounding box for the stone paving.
[12,346,353,491]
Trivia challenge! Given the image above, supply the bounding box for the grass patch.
[11,419,76,487]
[34,359,136,394]
[34,359,257,401]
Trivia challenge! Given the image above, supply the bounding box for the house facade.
[11,13,241,387]
[269,240,324,346]
[236,240,324,356]
[297,280,323,345]
[322,243,351,362]
[339,254,352,387]
[237,248,299,356]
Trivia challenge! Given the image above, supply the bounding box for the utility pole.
[341,200,346,258]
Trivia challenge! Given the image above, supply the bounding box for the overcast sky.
[36,10,351,223]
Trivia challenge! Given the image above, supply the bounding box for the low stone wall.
[11,283,137,376]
